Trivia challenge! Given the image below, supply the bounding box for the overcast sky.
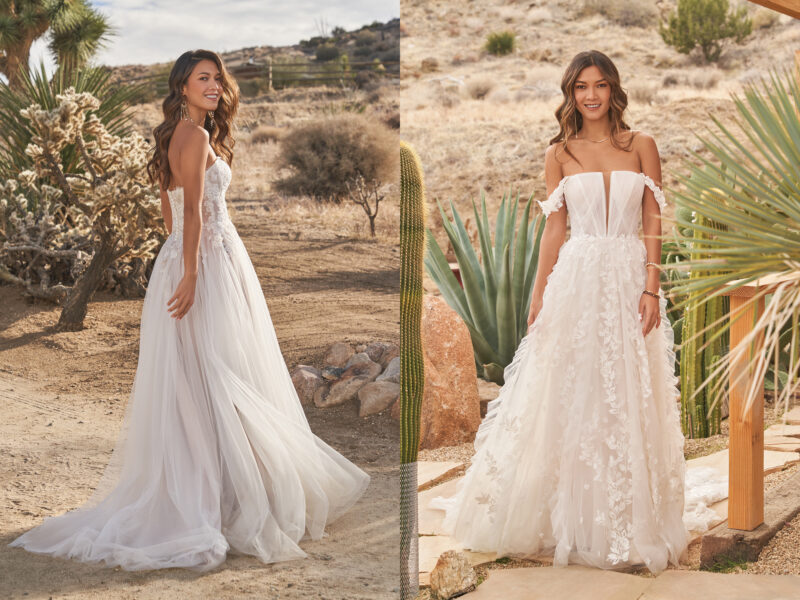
[28,0,398,73]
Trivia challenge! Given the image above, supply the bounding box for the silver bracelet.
[645,261,661,270]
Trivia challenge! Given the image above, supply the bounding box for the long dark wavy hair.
[146,49,240,190]
[549,50,633,168]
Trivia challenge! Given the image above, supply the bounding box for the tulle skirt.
[10,221,370,571]
[431,233,724,575]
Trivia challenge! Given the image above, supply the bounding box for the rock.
[376,356,400,384]
[321,366,344,381]
[429,550,477,599]
[358,381,401,417]
[314,358,383,408]
[344,352,373,369]
[365,341,399,368]
[291,365,323,405]
[355,343,367,353]
[420,295,481,449]
[421,57,439,73]
[476,378,501,418]
[323,342,353,368]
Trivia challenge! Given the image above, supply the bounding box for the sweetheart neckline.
[166,156,223,196]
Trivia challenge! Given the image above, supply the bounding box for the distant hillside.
[107,18,399,87]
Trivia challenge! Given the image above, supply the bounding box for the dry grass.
[130,83,399,243]
[401,0,800,245]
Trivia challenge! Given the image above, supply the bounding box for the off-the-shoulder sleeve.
[642,174,666,211]
[537,177,566,217]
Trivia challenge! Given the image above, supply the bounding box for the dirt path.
[0,213,400,599]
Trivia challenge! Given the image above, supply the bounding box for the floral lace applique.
[537,177,566,217]
[642,174,666,211]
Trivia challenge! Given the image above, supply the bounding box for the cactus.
[399,141,425,598]
[424,190,545,383]
[679,209,727,438]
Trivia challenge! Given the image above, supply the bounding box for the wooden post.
[726,288,766,530]
[268,57,274,92]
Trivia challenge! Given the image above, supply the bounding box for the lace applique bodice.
[162,156,235,261]
[537,171,666,237]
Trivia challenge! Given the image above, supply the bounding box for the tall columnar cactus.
[399,141,425,599]
[425,191,545,383]
[679,208,728,438]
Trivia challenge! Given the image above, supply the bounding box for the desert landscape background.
[1,20,401,600]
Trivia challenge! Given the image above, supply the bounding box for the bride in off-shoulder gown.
[430,170,727,575]
[10,152,370,571]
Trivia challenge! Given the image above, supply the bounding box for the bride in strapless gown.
[430,169,727,574]
[9,149,370,571]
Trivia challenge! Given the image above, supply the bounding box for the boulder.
[476,378,501,418]
[358,381,401,417]
[344,352,374,369]
[314,357,383,408]
[290,365,323,405]
[429,550,477,599]
[321,366,344,381]
[376,356,400,384]
[323,342,353,368]
[419,295,481,449]
[365,341,400,368]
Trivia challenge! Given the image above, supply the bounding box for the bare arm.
[527,144,568,326]
[167,126,208,319]
[638,132,663,335]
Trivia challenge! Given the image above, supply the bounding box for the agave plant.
[666,67,800,421]
[425,190,545,384]
[0,61,145,181]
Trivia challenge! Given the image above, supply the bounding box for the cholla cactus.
[1,87,164,329]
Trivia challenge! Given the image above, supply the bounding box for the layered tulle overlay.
[10,155,370,571]
[430,171,726,575]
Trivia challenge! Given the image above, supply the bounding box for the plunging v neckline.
[567,170,641,232]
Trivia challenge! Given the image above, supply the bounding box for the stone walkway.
[417,407,800,597]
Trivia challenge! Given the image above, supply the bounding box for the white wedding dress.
[10,153,370,571]
[430,170,727,575]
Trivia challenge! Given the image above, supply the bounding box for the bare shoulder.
[173,122,209,152]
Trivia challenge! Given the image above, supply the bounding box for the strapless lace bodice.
[537,170,666,237]
[162,156,235,261]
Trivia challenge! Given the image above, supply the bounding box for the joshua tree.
[0,0,113,88]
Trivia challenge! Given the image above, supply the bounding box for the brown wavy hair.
[549,50,633,168]
[146,49,240,190]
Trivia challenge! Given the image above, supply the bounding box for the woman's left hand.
[639,292,661,337]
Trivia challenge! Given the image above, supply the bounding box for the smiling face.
[181,59,222,112]
[573,65,611,124]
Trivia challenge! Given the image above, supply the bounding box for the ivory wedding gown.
[10,153,370,571]
[430,170,727,575]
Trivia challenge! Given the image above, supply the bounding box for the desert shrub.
[628,82,656,104]
[250,125,284,144]
[0,88,163,329]
[356,30,378,46]
[484,31,516,56]
[354,45,373,57]
[689,69,720,89]
[751,7,779,30]
[315,44,340,62]
[582,0,658,27]
[659,0,752,63]
[276,113,397,203]
[466,77,495,100]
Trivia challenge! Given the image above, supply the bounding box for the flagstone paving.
[457,566,800,599]
[418,436,800,597]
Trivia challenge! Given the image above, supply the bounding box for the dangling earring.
[180,97,189,121]
[207,110,215,130]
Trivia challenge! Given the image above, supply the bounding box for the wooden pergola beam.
[747,0,800,19]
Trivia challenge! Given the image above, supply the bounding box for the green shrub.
[276,113,397,202]
[659,0,752,63]
[356,30,378,46]
[315,44,340,61]
[484,31,516,56]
